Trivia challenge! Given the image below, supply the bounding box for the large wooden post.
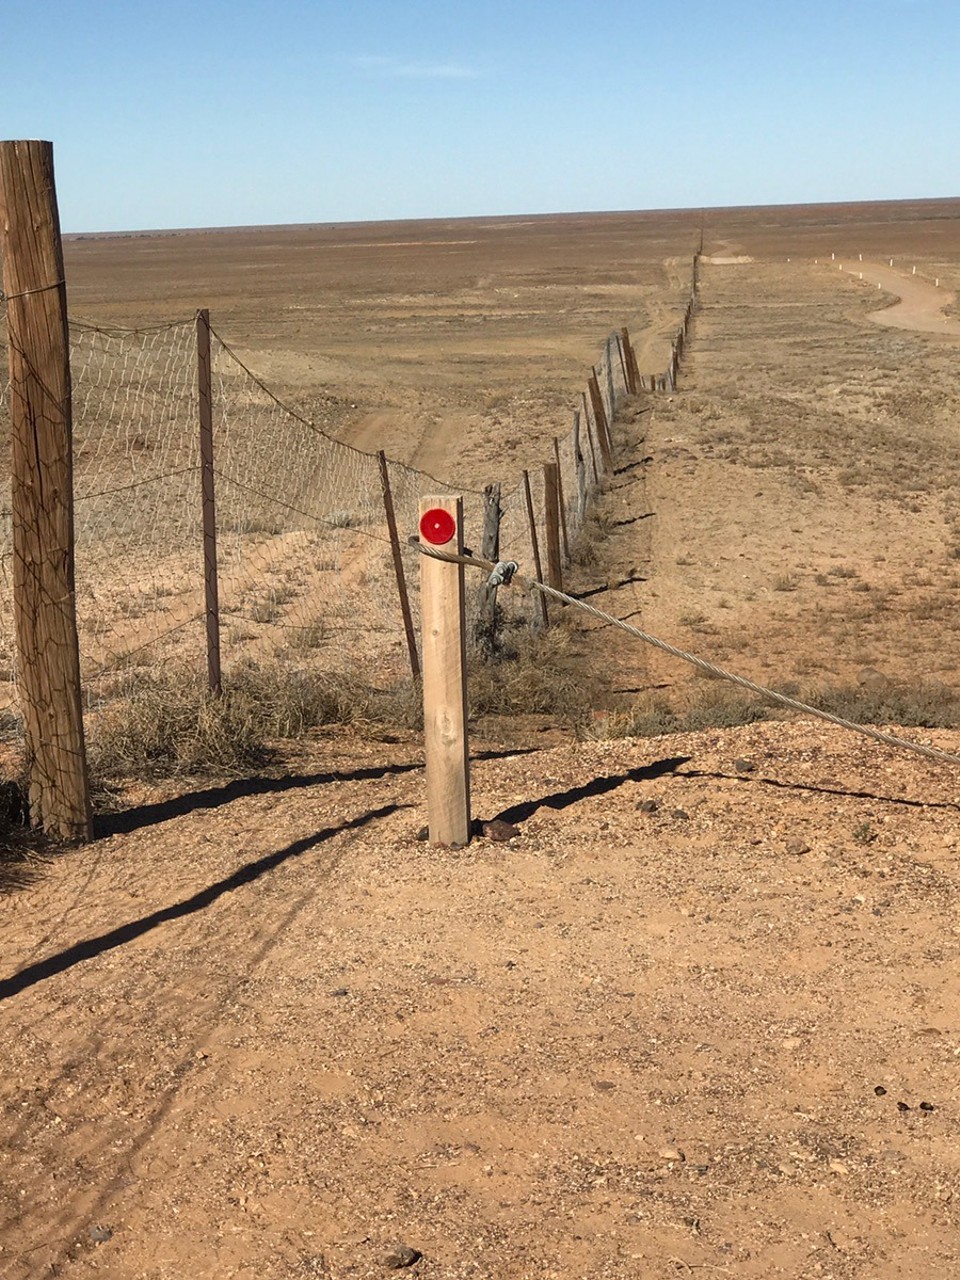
[196,309,222,696]
[419,497,470,846]
[0,140,91,841]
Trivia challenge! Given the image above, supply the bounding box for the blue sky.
[4,0,957,232]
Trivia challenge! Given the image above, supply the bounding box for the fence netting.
[0,260,690,750]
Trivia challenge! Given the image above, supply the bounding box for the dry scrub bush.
[586,685,769,740]
[89,662,419,779]
[586,677,960,742]
[468,625,591,722]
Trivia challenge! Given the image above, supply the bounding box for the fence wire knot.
[487,560,518,588]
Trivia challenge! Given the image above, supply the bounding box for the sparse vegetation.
[88,662,421,779]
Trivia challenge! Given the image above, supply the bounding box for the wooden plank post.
[474,482,502,657]
[418,497,470,846]
[605,338,617,418]
[521,470,548,632]
[0,139,92,841]
[196,309,222,696]
[543,463,563,592]
[379,452,420,681]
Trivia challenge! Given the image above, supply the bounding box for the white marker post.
[419,497,471,846]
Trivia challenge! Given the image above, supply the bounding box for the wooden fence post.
[474,482,502,656]
[196,309,222,696]
[543,463,563,592]
[418,497,470,846]
[605,338,616,418]
[572,410,588,526]
[619,332,634,391]
[581,391,600,487]
[621,327,640,394]
[522,470,548,632]
[0,139,92,841]
[551,436,569,563]
[589,370,614,472]
[379,451,420,681]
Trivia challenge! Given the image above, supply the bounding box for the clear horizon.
[5,0,959,235]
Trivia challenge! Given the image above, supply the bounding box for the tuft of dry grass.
[468,624,593,722]
[89,662,420,780]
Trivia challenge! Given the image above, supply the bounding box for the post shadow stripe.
[0,804,403,1002]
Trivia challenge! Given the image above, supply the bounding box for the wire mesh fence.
[0,251,697,765]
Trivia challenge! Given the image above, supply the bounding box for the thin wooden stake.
[572,410,588,525]
[474,482,502,656]
[0,139,91,841]
[419,496,470,846]
[379,451,420,680]
[522,470,548,631]
[581,391,600,487]
[552,436,569,562]
[197,309,222,696]
[621,327,640,394]
[619,332,634,391]
[543,463,563,592]
[589,370,614,471]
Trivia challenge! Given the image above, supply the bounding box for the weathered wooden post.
[581,391,600,486]
[589,370,614,472]
[0,139,92,841]
[551,436,569,563]
[418,497,470,846]
[543,463,563,592]
[521,470,548,632]
[474,482,502,656]
[379,452,420,680]
[605,338,616,418]
[572,410,588,525]
[196,309,222,696]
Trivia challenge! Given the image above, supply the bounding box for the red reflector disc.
[420,507,456,545]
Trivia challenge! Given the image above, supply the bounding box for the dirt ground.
[4,198,960,1278]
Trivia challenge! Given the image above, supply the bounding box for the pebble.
[658,1146,685,1163]
[636,798,659,814]
[828,1160,850,1175]
[874,1085,887,1097]
[380,1244,422,1269]
[786,839,810,856]
[734,758,756,773]
[88,1225,113,1243]
[482,819,521,842]
[670,809,690,821]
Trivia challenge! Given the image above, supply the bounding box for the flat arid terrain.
[3,198,960,1279]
